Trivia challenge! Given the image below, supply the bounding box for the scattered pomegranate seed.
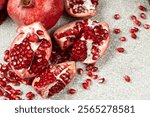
[77,68,83,75]
[130,27,139,33]
[131,15,137,20]
[98,78,105,84]
[144,24,150,29]
[138,5,147,11]
[114,14,120,20]
[140,13,146,19]
[124,75,131,82]
[131,33,137,39]
[82,83,89,90]
[120,37,126,41]
[134,20,141,26]
[26,92,35,100]
[92,75,98,79]
[86,79,92,85]
[117,47,125,53]
[68,88,76,94]
[87,71,93,77]
[114,28,121,34]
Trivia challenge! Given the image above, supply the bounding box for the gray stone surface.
[0,0,150,100]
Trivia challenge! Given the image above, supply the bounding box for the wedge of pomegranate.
[64,0,98,18]
[32,61,76,98]
[7,0,64,30]
[54,19,110,64]
[9,22,52,79]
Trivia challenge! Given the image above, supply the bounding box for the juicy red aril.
[77,68,83,75]
[82,82,89,90]
[120,37,126,41]
[114,14,120,20]
[131,33,137,39]
[144,24,150,29]
[138,5,147,11]
[87,71,93,77]
[0,88,4,96]
[124,75,131,82]
[0,80,6,87]
[36,30,44,36]
[26,92,35,100]
[130,27,139,33]
[4,50,10,62]
[5,85,12,90]
[134,20,141,26]
[86,79,92,85]
[86,64,98,72]
[92,75,98,79]
[131,15,137,20]
[117,47,125,53]
[15,90,22,95]
[98,78,105,84]
[68,88,76,94]
[140,13,146,19]
[114,28,121,34]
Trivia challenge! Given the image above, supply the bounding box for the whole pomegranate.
[9,22,52,79]
[54,19,110,64]
[32,61,76,98]
[7,0,64,30]
[64,0,98,18]
[0,0,7,10]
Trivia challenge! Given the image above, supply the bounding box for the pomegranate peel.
[32,61,76,98]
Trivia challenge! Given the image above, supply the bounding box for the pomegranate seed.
[86,79,92,85]
[26,92,35,100]
[77,68,83,75]
[0,89,4,96]
[36,30,44,35]
[117,47,125,53]
[114,14,120,20]
[5,85,12,90]
[124,75,131,82]
[10,89,16,94]
[138,5,147,11]
[3,91,10,98]
[144,24,150,29]
[91,67,98,72]
[132,27,139,33]
[87,71,93,77]
[131,33,137,39]
[134,20,141,26]
[0,80,7,87]
[120,37,126,41]
[92,75,98,79]
[68,88,76,94]
[82,82,89,90]
[114,28,121,34]
[98,78,105,84]
[131,15,137,20]
[140,13,146,19]
[15,90,22,95]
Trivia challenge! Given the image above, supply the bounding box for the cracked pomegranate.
[64,0,98,18]
[32,61,76,98]
[9,22,52,79]
[7,0,64,30]
[54,19,110,64]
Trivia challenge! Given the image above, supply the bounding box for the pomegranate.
[54,19,110,64]
[0,0,7,10]
[64,0,98,18]
[9,22,52,79]
[32,61,76,98]
[7,0,64,30]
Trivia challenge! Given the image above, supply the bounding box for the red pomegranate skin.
[7,0,64,30]
[0,0,7,10]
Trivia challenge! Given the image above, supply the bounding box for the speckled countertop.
[0,0,150,100]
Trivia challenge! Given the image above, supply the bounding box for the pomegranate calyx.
[20,0,35,8]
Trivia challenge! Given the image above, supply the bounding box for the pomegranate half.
[54,19,110,64]
[32,61,76,98]
[64,0,98,18]
[9,22,52,79]
[7,0,64,30]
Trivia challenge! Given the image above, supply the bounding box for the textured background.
[0,0,150,100]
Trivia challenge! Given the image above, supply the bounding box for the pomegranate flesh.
[7,0,64,30]
[32,61,76,98]
[54,19,110,64]
[65,0,98,18]
[9,22,52,79]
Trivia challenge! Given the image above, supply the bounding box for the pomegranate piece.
[9,22,52,79]
[64,0,98,18]
[7,0,64,30]
[32,61,76,98]
[54,19,110,64]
